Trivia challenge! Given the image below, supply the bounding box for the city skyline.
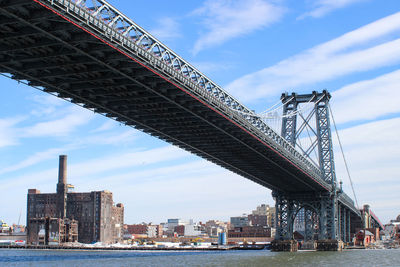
[1,0,400,225]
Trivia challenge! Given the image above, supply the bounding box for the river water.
[1,249,400,267]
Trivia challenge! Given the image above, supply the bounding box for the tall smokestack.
[57,155,67,218]
[58,155,67,185]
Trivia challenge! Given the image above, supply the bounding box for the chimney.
[56,155,68,219]
[58,155,67,185]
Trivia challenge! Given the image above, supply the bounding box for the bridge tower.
[272,90,348,251]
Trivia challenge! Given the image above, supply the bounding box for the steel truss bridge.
[0,0,383,244]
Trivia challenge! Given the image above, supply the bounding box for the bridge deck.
[0,0,332,194]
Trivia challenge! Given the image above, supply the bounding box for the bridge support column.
[342,206,346,242]
[338,204,341,240]
[272,190,348,251]
[318,193,337,240]
[347,210,351,243]
[272,191,299,252]
[273,191,297,240]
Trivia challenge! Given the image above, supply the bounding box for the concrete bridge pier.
[316,240,344,251]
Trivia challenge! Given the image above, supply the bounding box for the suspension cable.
[259,96,294,115]
[328,103,360,210]
[259,99,284,115]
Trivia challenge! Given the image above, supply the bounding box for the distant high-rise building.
[27,155,124,245]
[251,204,275,227]
[293,208,305,232]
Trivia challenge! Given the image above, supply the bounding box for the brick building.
[228,226,272,238]
[125,224,163,238]
[27,155,124,245]
[28,217,78,245]
[248,214,269,227]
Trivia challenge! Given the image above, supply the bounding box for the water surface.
[1,248,400,266]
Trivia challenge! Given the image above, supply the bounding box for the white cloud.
[73,159,269,223]
[334,118,400,222]
[191,61,234,75]
[0,147,74,176]
[85,129,137,146]
[67,146,189,180]
[300,0,366,19]
[0,121,138,176]
[227,11,400,102]
[0,117,24,148]
[91,120,117,133]
[150,17,181,41]
[20,106,94,138]
[191,0,285,54]
[332,69,400,124]
[30,94,65,118]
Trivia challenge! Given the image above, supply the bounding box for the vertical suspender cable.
[328,103,360,210]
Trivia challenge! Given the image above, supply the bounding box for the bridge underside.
[0,0,328,193]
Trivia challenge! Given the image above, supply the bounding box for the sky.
[1,0,399,225]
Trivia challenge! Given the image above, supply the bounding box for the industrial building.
[27,155,124,245]
[228,226,272,238]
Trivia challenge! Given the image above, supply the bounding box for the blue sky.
[1,0,399,225]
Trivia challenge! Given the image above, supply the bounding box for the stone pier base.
[316,240,344,251]
[301,240,317,250]
[271,240,298,252]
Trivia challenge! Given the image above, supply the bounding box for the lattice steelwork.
[276,91,351,241]
[304,208,318,241]
[273,190,346,241]
[281,91,336,185]
[316,95,336,186]
[281,96,298,146]
[273,191,300,240]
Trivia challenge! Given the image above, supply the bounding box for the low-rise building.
[228,226,272,238]
[355,229,375,246]
[204,220,228,237]
[0,220,10,234]
[125,223,163,239]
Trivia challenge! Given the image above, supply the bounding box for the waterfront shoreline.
[0,244,266,251]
